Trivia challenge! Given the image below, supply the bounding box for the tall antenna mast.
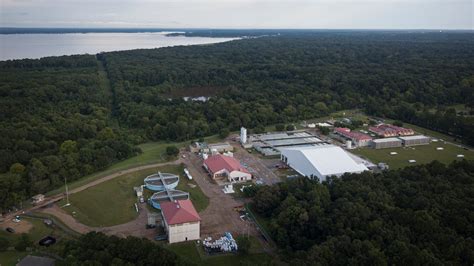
[63,177,71,207]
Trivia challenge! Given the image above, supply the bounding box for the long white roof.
[281,145,368,178]
[399,135,430,141]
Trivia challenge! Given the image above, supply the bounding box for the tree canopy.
[252,160,474,265]
[1,31,473,212]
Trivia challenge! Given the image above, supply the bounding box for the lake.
[0,32,237,61]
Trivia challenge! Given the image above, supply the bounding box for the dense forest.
[1,31,473,212]
[0,56,138,211]
[99,32,473,142]
[252,160,474,265]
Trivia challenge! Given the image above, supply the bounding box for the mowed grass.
[47,141,184,196]
[47,134,222,197]
[352,142,473,170]
[0,251,27,266]
[0,216,73,266]
[0,218,55,245]
[167,241,272,266]
[58,164,209,227]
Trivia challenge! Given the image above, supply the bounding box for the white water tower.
[346,140,352,149]
[240,127,247,144]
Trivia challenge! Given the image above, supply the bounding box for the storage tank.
[346,140,352,149]
[240,127,247,144]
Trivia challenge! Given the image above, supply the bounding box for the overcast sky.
[1,0,472,29]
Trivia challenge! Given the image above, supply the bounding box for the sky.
[0,0,472,29]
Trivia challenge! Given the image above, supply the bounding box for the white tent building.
[280,145,368,181]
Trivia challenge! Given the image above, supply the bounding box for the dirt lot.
[183,151,260,238]
[0,219,33,234]
[39,203,157,239]
[231,143,281,185]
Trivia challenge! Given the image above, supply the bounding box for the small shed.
[31,194,45,205]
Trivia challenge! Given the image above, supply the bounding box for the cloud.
[1,0,472,29]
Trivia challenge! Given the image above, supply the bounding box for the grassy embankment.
[57,164,209,227]
[47,134,223,197]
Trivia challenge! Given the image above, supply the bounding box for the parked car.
[6,227,15,233]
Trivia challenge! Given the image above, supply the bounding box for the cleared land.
[47,134,222,197]
[46,141,184,196]
[352,142,473,169]
[0,216,73,265]
[57,164,208,227]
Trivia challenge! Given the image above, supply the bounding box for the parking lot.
[182,151,261,239]
[232,144,282,185]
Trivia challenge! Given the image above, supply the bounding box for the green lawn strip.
[167,241,272,266]
[57,167,158,227]
[57,164,208,227]
[174,170,210,212]
[245,203,274,246]
[0,251,28,266]
[25,212,80,238]
[47,134,223,197]
[46,141,182,196]
[167,242,201,261]
[352,142,473,170]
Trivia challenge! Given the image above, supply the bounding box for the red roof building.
[161,199,201,225]
[369,124,414,138]
[160,200,201,243]
[334,127,372,147]
[203,154,252,182]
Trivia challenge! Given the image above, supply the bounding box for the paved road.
[40,203,156,239]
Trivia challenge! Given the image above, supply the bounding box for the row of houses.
[334,125,429,149]
[369,124,414,138]
[334,127,372,147]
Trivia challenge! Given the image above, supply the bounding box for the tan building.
[161,200,201,244]
[203,154,252,182]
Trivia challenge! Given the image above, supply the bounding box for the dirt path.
[2,159,183,224]
[68,158,183,195]
[40,203,156,239]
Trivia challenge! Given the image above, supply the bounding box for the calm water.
[0,32,237,61]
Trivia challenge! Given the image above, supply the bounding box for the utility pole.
[62,177,71,208]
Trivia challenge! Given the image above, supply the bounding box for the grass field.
[352,142,473,170]
[0,218,55,246]
[46,141,184,196]
[0,216,73,266]
[47,135,223,197]
[0,251,27,266]
[167,240,272,266]
[58,164,209,227]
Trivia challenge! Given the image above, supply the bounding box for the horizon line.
[1,27,473,31]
